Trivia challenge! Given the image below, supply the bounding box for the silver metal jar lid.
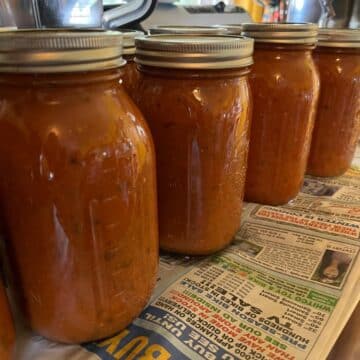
[317,29,360,48]
[0,29,126,73]
[148,25,230,35]
[135,34,254,69]
[242,23,318,45]
[214,24,243,35]
[120,29,144,56]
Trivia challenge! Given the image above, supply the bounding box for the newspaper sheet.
[14,156,360,360]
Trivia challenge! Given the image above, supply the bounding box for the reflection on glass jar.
[0,30,158,344]
[134,35,254,255]
[307,29,360,177]
[243,23,320,205]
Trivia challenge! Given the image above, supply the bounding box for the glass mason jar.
[121,29,144,99]
[134,35,254,255]
[307,29,360,177]
[0,279,15,360]
[0,31,158,343]
[243,23,320,205]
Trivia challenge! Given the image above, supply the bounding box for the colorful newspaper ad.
[16,164,360,360]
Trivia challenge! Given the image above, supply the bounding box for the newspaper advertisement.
[16,162,360,360]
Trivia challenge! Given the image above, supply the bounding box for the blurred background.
[0,0,358,30]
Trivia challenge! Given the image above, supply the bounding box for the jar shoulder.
[250,52,319,91]
[0,84,152,149]
[136,73,251,112]
[314,52,360,82]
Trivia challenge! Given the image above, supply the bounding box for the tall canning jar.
[120,29,144,99]
[243,23,320,205]
[134,35,254,255]
[0,278,15,359]
[307,29,360,177]
[0,30,158,343]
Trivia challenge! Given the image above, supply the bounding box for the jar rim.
[0,29,126,73]
[214,24,243,35]
[242,22,318,45]
[120,29,145,55]
[317,28,360,48]
[148,25,230,36]
[135,34,254,69]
